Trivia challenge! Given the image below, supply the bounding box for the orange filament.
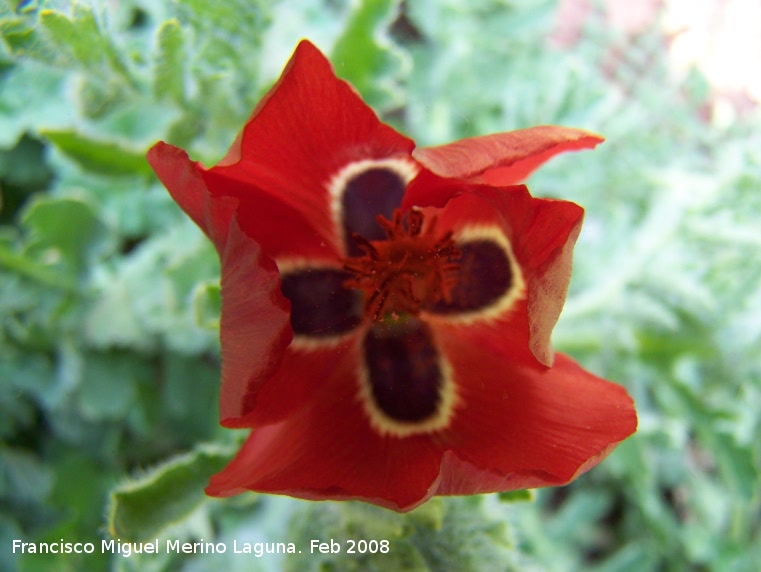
[343,209,461,321]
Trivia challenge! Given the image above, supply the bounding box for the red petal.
[424,187,584,366]
[493,189,584,367]
[207,337,444,512]
[222,337,358,429]
[201,39,415,252]
[233,195,342,262]
[146,142,237,254]
[433,334,637,494]
[412,126,603,185]
[218,215,293,424]
[209,332,636,509]
[401,168,472,210]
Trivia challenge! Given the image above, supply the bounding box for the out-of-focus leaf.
[286,497,516,572]
[331,0,406,111]
[498,489,535,503]
[0,64,68,147]
[41,129,154,177]
[84,223,218,354]
[192,281,221,330]
[0,513,23,572]
[591,542,660,572]
[546,489,612,542]
[0,345,53,436]
[0,446,53,505]
[0,2,58,64]
[85,274,153,351]
[21,196,105,272]
[78,351,149,421]
[160,352,219,444]
[79,76,128,120]
[667,379,759,502]
[108,443,235,542]
[0,134,52,188]
[0,242,77,290]
[39,5,131,79]
[153,19,186,104]
[39,7,103,68]
[165,243,219,302]
[176,0,270,35]
[40,450,114,562]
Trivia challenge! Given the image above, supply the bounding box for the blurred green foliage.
[1,0,759,570]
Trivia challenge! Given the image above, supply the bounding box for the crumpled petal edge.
[218,214,294,426]
[413,126,604,185]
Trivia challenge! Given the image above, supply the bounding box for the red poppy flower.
[147,40,636,512]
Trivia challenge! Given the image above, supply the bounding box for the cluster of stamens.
[343,209,461,321]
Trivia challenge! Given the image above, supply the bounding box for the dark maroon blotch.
[280,269,363,336]
[430,240,513,313]
[341,168,407,255]
[364,319,442,422]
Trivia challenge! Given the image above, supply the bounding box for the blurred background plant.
[1,0,759,570]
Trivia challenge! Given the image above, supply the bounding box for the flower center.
[343,209,461,321]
